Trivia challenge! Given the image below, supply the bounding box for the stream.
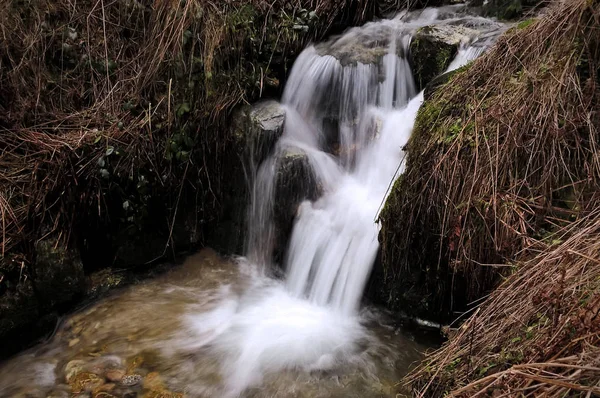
[0,5,505,398]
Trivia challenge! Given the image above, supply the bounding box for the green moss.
[517,18,535,29]
[410,33,457,91]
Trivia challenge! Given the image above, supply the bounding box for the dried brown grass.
[388,0,600,395]
[409,206,600,397]
[0,0,375,262]
[379,0,600,317]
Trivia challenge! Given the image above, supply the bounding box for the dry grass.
[409,206,600,397]
[0,0,375,265]
[379,0,600,317]
[384,0,600,395]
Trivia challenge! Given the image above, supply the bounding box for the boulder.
[272,149,322,262]
[210,100,286,256]
[482,0,541,20]
[233,100,286,165]
[409,25,460,90]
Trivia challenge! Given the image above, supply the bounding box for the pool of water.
[0,249,433,398]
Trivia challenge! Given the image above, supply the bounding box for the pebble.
[143,372,165,391]
[120,374,143,386]
[65,359,87,383]
[70,372,104,393]
[94,383,116,392]
[86,356,124,376]
[105,369,125,382]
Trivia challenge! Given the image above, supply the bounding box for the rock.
[65,360,87,383]
[482,0,542,20]
[120,374,143,387]
[410,26,459,90]
[424,68,461,101]
[13,388,45,398]
[272,149,322,262]
[47,390,70,398]
[69,372,104,394]
[233,100,286,165]
[142,390,184,398]
[87,269,126,299]
[105,369,125,383]
[211,100,286,256]
[0,274,40,347]
[34,237,85,309]
[92,393,116,398]
[143,372,165,391]
[94,383,116,393]
[85,356,124,376]
[316,25,398,66]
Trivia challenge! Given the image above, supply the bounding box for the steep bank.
[377,0,599,323]
[0,0,380,353]
[375,0,599,395]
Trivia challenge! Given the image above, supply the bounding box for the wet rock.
[410,25,460,90]
[120,374,143,387]
[316,25,398,66]
[34,237,85,309]
[92,393,116,398]
[143,372,165,391]
[424,68,462,100]
[84,356,124,378]
[378,0,449,15]
[0,273,40,344]
[87,269,126,299]
[142,390,183,398]
[212,100,286,256]
[69,372,104,393]
[105,369,125,383]
[272,149,322,262]
[13,388,45,398]
[233,100,286,165]
[94,382,116,393]
[47,390,70,398]
[65,359,88,383]
[482,0,541,20]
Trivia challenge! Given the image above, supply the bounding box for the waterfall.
[194,6,504,396]
[246,7,496,314]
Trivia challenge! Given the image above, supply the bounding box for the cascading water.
[247,6,500,315]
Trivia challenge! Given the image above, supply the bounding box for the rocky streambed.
[0,250,434,398]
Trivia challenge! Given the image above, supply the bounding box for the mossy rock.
[233,100,286,165]
[483,0,542,20]
[410,26,459,91]
[0,275,39,339]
